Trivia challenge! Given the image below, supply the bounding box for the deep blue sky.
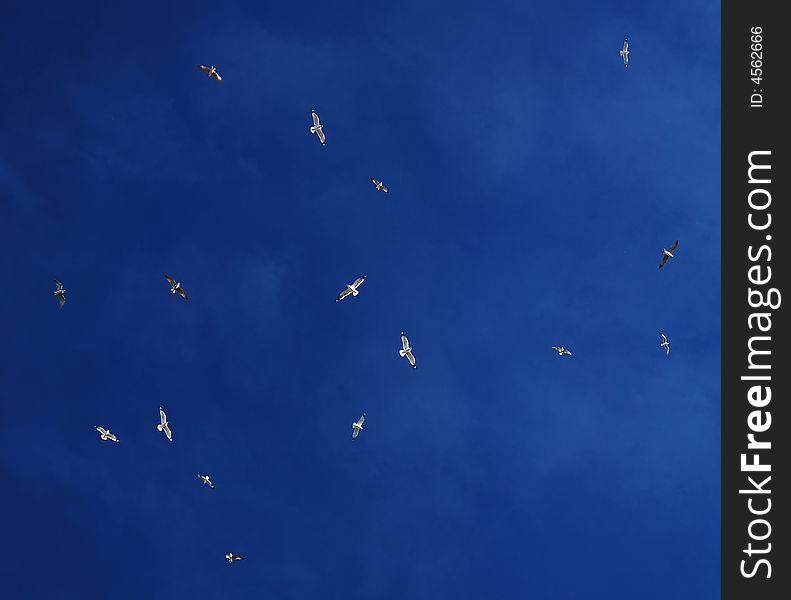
[0,1,719,598]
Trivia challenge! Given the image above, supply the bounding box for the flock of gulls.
[49,40,676,566]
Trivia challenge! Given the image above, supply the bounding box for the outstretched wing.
[165,275,177,287]
[159,408,168,426]
[163,422,173,441]
[380,184,388,193]
[623,40,629,53]
[96,426,107,436]
[336,287,352,302]
[212,71,222,81]
[659,254,670,269]
[401,332,410,351]
[177,286,189,300]
[58,294,66,308]
[551,346,561,352]
[312,111,321,127]
[107,432,118,442]
[197,64,210,73]
[668,240,679,253]
[351,276,366,290]
[405,349,416,367]
[661,333,668,343]
[54,278,63,290]
[316,127,326,145]
[371,178,379,187]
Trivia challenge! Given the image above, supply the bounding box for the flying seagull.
[165,275,189,300]
[53,278,66,308]
[95,426,119,443]
[620,39,629,67]
[370,178,389,193]
[197,64,222,81]
[551,346,573,356]
[226,552,244,563]
[198,474,214,488]
[660,333,670,355]
[310,110,326,145]
[336,275,366,302]
[352,413,366,441]
[659,240,679,269]
[157,407,173,441]
[399,331,417,368]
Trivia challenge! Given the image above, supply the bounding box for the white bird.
[53,278,66,308]
[659,240,679,269]
[95,425,119,443]
[197,64,222,81]
[351,413,366,441]
[660,333,670,355]
[165,275,189,299]
[370,178,389,193]
[157,407,173,441]
[551,346,573,356]
[310,110,326,145]
[399,331,417,368]
[225,552,244,563]
[198,474,214,488]
[620,39,629,67]
[336,275,366,302]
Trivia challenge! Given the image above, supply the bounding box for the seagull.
[157,407,173,441]
[310,110,326,145]
[620,39,629,67]
[399,331,417,368]
[198,474,215,488]
[551,346,573,356]
[95,426,119,443]
[336,275,366,302]
[659,240,679,269]
[225,552,244,563]
[370,178,389,193]
[53,278,66,308]
[197,64,222,81]
[660,333,670,355]
[164,275,189,299]
[352,413,366,441]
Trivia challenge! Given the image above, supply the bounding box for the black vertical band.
[722,2,789,598]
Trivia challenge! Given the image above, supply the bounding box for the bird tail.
[310,126,316,133]
[399,349,406,357]
[352,289,359,296]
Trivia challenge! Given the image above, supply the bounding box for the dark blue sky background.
[0,1,719,598]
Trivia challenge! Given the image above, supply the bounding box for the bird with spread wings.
[197,64,222,81]
[659,240,679,269]
[370,178,389,193]
[660,333,670,355]
[336,275,366,302]
[95,426,119,443]
[157,407,173,441]
[620,39,629,66]
[399,332,417,368]
[53,278,66,308]
[310,110,326,145]
[165,275,189,300]
[352,413,366,440]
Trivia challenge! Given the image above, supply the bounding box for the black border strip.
[722,2,789,598]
